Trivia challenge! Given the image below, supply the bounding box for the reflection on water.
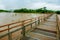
[0,13,41,26]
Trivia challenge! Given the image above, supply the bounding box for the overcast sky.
[0,0,60,10]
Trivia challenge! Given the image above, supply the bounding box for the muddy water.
[0,13,43,26]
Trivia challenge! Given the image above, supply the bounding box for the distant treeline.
[0,10,10,12]
[0,7,60,14]
[56,11,60,14]
[14,8,54,13]
[14,7,60,14]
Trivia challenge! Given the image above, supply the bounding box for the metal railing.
[0,14,52,40]
[56,14,60,40]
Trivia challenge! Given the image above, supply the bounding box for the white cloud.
[0,4,6,9]
[45,4,60,10]
[0,1,6,9]
[0,0,60,10]
[26,2,60,10]
[27,2,46,9]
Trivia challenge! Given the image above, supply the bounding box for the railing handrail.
[0,14,51,28]
[0,16,39,32]
[0,18,36,28]
[56,14,60,40]
[0,14,52,32]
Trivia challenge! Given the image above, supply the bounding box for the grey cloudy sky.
[0,0,60,10]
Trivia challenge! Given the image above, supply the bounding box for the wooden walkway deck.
[26,14,57,40]
[37,14,56,32]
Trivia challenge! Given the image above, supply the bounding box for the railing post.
[22,21,26,37]
[8,25,12,40]
[22,26,26,37]
[38,17,40,25]
[20,21,26,40]
[35,18,37,28]
[31,19,32,28]
[44,14,46,21]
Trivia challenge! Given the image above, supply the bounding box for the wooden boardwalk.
[26,14,57,40]
[0,14,60,40]
[37,14,56,32]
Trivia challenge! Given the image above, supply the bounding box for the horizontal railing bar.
[0,18,35,28]
[24,20,37,27]
[0,21,21,28]
[0,24,22,32]
[0,20,37,39]
[0,27,22,39]
[0,19,34,32]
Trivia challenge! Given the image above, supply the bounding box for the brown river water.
[0,13,44,26]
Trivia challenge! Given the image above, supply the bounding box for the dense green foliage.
[14,7,54,13]
[0,7,60,14]
[56,11,60,14]
[0,10,10,12]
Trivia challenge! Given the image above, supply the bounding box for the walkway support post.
[38,17,40,25]
[20,21,26,40]
[44,14,46,21]
[8,25,12,40]
[31,19,32,28]
[35,18,38,28]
